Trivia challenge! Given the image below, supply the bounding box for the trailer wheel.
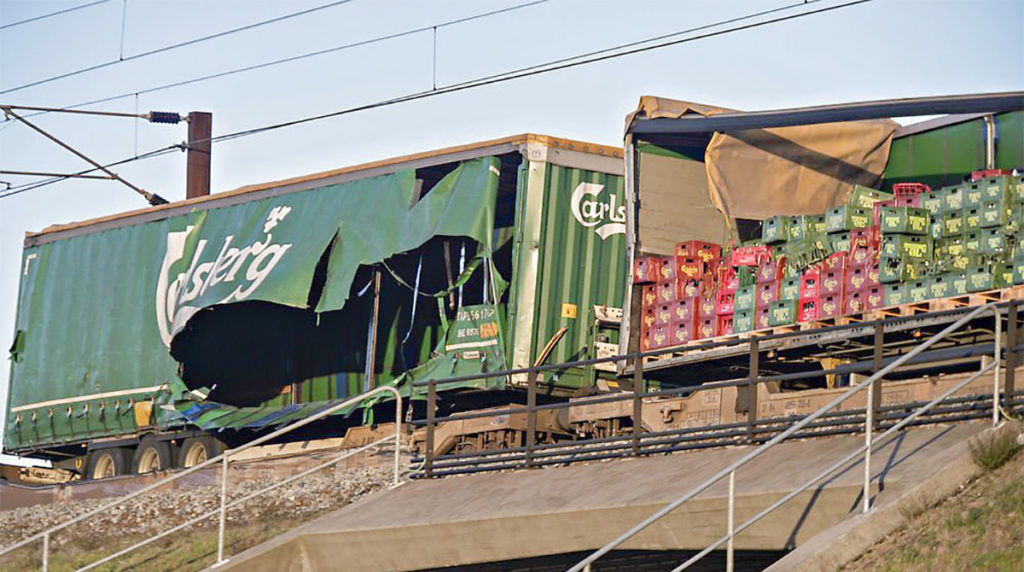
[178,436,225,468]
[132,438,173,474]
[86,448,130,479]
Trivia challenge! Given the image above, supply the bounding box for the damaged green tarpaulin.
[5,157,502,450]
[161,156,502,342]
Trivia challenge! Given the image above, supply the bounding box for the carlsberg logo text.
[570,182,625,239]
[155,205,293,347]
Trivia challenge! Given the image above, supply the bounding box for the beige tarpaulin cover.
[628,96,899,221]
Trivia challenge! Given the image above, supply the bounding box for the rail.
[0,385,403,571]
[569,302,1004,572]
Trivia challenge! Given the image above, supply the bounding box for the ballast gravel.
[0,466,390,548]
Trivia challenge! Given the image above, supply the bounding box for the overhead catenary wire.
[0,0,360,95]
[16,0,551,117]
[0,0,873,201]
[0,0,110,32]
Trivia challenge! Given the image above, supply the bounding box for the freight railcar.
[3,134,627,478]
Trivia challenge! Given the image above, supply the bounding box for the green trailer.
[3,134,627,477]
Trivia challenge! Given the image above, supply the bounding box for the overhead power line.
[0,0,873,201]
[0,0,110,31]
[16,0,552,116]
[0,0,359,95]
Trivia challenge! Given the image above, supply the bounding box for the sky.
[0,0,1022,463]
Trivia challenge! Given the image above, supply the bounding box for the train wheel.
[178,436,225,468]
[86,448,130,479]
[132,438,173,474]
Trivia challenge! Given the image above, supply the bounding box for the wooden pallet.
[642,286,1023,364]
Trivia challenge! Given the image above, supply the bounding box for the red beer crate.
[717,314,734,336]
[641,284,658,309]
[757,257,782,284]
[698,296,717,320]
[755,305,771,330]
[676,256,704,283]
[970,169,1013,181]
[819,293,842,319]
[721,267,739,294]
[847,243,876,268]
[799,268,820,300]
[658,257,676,282]
[672,297,697,323]
[820,252,847,273]
[845,265,869,292]
[650,325,670,349]
[641,308,656,330]
[864,285,885,310]
[820,268,845,297]
[842,289,866,314]
[730,244,770,267]
[892,182,928,207]
[677,278,702,299]
[798,298,819,322]
[757,281,779,307]
[697,317,718,340]
[716,290,735,315]
[865,265,881,288]
[657,281,676,304]
[675,240,722,262]
[633,256,662,284]
[670,320,696,346]
[654,303,674,326]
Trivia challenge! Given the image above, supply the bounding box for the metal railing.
[569,303,1005,572]
[413,300,1020,477]
[0,385,403,571]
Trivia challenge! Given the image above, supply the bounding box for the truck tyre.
[132,438,174,474]
[178,436,225,468]
[86,447,130,479]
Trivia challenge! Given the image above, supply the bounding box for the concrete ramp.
[215,421,989,571]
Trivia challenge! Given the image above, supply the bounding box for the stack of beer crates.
[633,240,722,350]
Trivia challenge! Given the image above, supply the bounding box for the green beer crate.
[879,206,929,235]
[737,266,757,287]
[942,186,964,212]
[979,200,1013,228]
[849,185,892,209]
[968,176,1012,203]
[927,275,952,299]
[825,206,871,233]
[935,272,969,297]
[979,227,1007,255]
[787,215,809,241]
[1013,177,1024,202]
[780,277,800,301]
[963,207,982,231]
[881,234,933,260]
[884,282,908,307]
[908,279,931,302]
[929,215,944,240]
[966,263,1012,292]
[829,233,851,254]
[935,236,966,258]
[734,284,757,311]
[921,190,945,215]
[762,215,789,244]
[768,299,798,327]
[879,255,924,283]
[810,215,827,235]
[962,183,985,209]
[1014,254,1024,285]
[940,210,963,237]
[964,230,982,254]
[734,309,754,333]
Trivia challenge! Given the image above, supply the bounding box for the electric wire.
[0,0,359,94]
[0,0,110,31]
[0,0,873,201]
[16,0,551,116]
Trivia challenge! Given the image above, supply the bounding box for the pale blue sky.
[1,0,1022,461]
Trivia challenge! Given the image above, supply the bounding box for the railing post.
[41,531,49,572]
[993,307,1002,427]
[632,354,644,456]
[217,450,228,563]
[726,470,735,572]
[393,392,402,486]
[747,338,759,443]
[425,379,436,478]
[525,367,537,469]
[871,323,883,429]
[863,378,873,514]
[1006,301,1018,415]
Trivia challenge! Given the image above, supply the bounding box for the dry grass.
[843,425,1024,572]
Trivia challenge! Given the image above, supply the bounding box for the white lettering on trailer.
[155,206,294,347]
[570,182,625,239]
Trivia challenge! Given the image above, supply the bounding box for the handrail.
[0,385,403,571]
[570,302,1003,572]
